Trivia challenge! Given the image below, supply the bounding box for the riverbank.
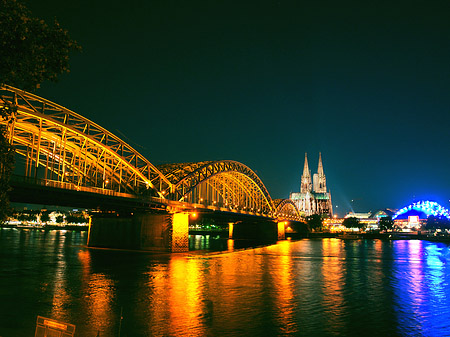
[0,223,88,231]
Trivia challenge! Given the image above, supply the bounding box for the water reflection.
[268,241,296,335]
[167,257,205,336]
[2,229,450,336]
[321,239,345,334]
[392,240,450,336]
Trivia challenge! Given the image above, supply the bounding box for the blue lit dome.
[393,201,450,220]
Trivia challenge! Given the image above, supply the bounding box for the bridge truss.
[273,199,301,220]
[158,160,275,214]
[0,85,301,220]
[0,85,172,197]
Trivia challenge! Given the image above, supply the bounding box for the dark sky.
[23,0,450,216]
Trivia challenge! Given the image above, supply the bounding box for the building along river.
[1,228,450,336]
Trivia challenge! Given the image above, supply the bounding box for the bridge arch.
[0,85,172,197]
[157,160,275,214]
[273,199,301,219]
[393,201,450,220]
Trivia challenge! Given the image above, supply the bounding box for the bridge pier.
[230,220,279,242]
[88,211,189,252]
[227,220,287,242]
[277,221,286,240]
[228,222,234,239]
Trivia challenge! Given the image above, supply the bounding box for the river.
[1,228,450,336]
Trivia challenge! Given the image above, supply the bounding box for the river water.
[1,228,450,336]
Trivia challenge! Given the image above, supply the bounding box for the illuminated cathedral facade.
[290,153,333,217]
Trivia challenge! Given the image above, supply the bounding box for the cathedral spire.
[318,152,324,176]
[313,152,327,193]
[301,153,312,193]
[303,153,310,176]
[291,152,333,217]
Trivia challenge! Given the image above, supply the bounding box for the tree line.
[8,209,88,224]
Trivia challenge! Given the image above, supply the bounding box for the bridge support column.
[88,211,189,252]
[277,221,286,240]
[228,222,234,239]
[170,212,189,252]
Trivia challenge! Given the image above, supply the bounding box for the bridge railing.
[10,175,137,199]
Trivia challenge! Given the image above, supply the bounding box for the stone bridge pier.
[88,211,190,252]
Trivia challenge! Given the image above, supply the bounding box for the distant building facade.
[290,153,333,217]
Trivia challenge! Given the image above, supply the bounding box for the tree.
[55,215,64,224]
[379,216,394,231]
[342,217,363,230]
[426,215,450,231]
[0,0,81,91]
[17,213,27,222]
[0,113,14,223]
[0,0,80,223]
[306,214,323,231]
[27,213,37,222]
[40,211,50,224]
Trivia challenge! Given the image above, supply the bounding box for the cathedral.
[290,153,333,217]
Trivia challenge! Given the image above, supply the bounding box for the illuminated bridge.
[0,85,302,251]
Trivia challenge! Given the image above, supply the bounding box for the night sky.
[22,0,450,216]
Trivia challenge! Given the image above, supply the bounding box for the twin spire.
[317,152,324,176]
[301,153,327,194]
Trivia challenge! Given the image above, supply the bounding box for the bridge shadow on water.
[189,234,277,252]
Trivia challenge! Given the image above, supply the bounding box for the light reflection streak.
[424,244,445,303]
[166,257,205,336]
[50,232,69,320]
[391,240,450,336]
[227,239,234,251]
[321,239,345,333]
[407,241,425,315]
[10,228,450,336]
[86,273,115,332]
[268,241,296,335]
[78,249,116,334]
[206,249,266,333]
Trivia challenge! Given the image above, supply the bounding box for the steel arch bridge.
[158,160,275,214]
[273,199,301,219]
[0,84,173,198]
[0,85,300,219]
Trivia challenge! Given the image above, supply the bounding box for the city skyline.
[22,0,450,215]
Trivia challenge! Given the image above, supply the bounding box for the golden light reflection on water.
[169,257,204,335]
[150,256,206,336]
[268,240,296,335]
[227,239,234,251]
[50,232,70,320]
[5,229,450,336]
[78,250,91,279]
[78,250,115,333]
[86,273,115,332]
[320,239,345,332]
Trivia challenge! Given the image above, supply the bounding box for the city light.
[393,201,450,220]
